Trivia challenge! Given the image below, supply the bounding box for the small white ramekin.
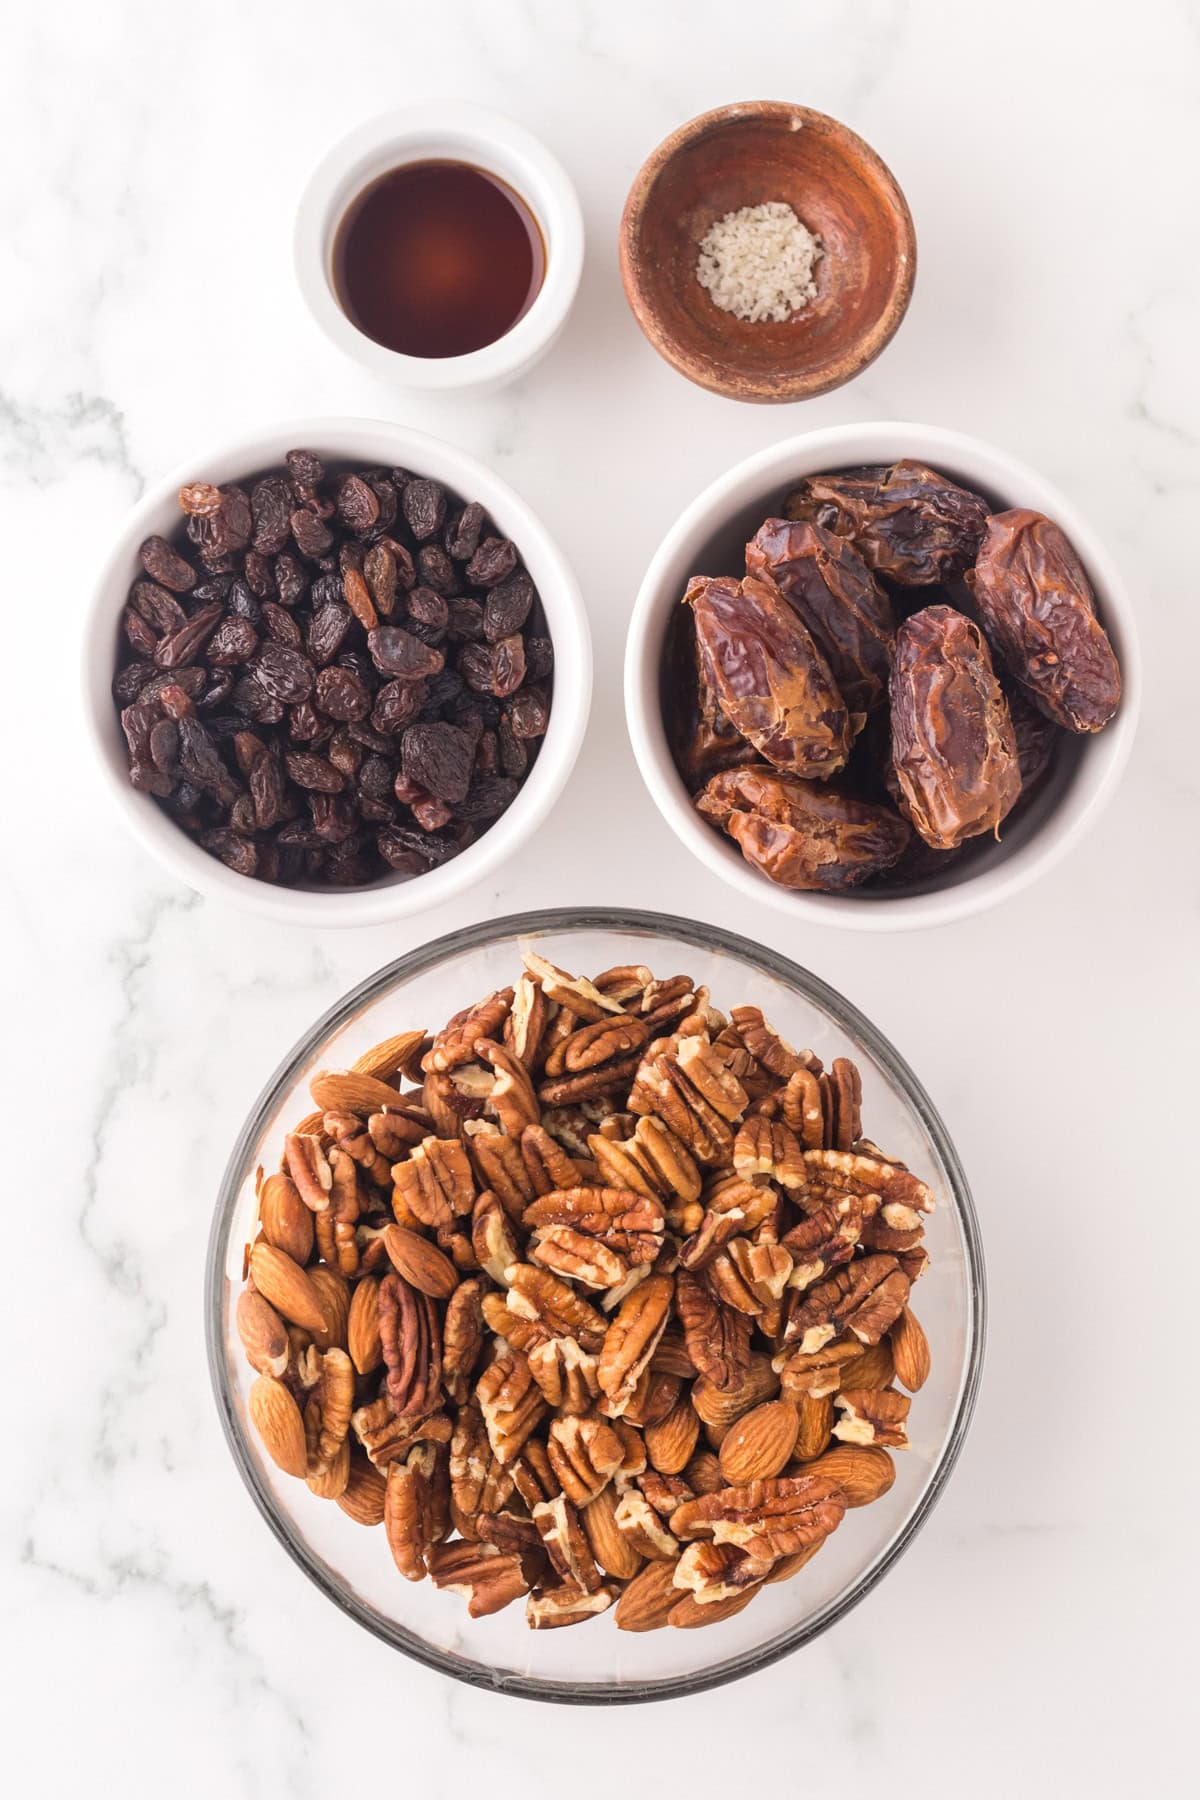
[84,418,592,927]
[294,104,584,393]
[624,421,1141,931]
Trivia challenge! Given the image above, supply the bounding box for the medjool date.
[696,763,910,891]
[889,606,1021,849]
[686,573,850,779]
[785,461,989,585]
[965,509,1121,732]
[746,518,895,720]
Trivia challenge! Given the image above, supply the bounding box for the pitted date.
[785,461,989,586]
[746,519,895,720]
[111,450,552,886]
[686,573,851,779]
[696,763,911,891]
[966,509,1121,732]
[662,606,760,791]
[889,606,1021,850]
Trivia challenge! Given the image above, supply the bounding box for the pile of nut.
[665,461,1122,893]
[113,451,551,887]
[237,952,933,1632]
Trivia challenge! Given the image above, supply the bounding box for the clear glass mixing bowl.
[205,909,985,1702]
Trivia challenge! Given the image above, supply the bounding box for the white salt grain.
[696,200,823,324]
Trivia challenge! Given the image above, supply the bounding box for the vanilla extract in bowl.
[332,160,546,360]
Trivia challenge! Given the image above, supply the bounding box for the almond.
[351,1029,429,1083]
[236,1289,288,1377]
[249,1374,307,1477]
[613,1558,679,1632]
[337,1452,388,1526]
[890,1307,931,1392]
[691,1351,779,1429]
[683,1450,723,1495]
[307,1264,350,1349]
[718,1398,799,1484]
[383,1224,459,1299]
[644,1393,701,1474]
[840,1338,895,1391]
[583,1486,644,1581]
[347,1273,382,1374]
[309,1069,407,1118]
[667,1585,759,1629]
[257,1171,314,1265]
[248,1242,328,1334]
[792,1391,834,1462]
[306,1435,350,1499]
[801,1443,896,1506]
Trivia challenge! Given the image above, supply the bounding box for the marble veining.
[3,1,1196,1795]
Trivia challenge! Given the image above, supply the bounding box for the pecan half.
[833,1387,911,1449]
[598,1273,673,1413]
[782,1254,910,1352]
[476,1352,547,1464]
[676,1267,752,1392]
[424,988,514,1072]
[670,1473,847,1567]
[426,1539,529,1617]
[377,1271,442,1417]
[392,1137,474,1228]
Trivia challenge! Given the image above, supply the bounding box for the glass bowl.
[205,909,985,1702]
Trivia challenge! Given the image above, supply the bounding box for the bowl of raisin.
[624,421,1139,930]
[86,419,591,925]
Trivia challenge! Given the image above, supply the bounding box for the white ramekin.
[294,105,584,393]
[84,418,592,927]
[624,421,1140,931]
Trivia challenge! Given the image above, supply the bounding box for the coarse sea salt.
[696,200,823,324]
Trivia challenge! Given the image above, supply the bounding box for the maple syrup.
[333,160,545,360]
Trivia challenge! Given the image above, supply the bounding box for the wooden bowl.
[619,102,916,403]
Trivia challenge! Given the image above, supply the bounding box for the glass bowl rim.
[204,905,987,1704]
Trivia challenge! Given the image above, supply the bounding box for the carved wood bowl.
[619,103,916,403]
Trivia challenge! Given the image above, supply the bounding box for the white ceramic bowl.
[84,418,591,927]
[625,421,1140,931]
[295,104,584,393]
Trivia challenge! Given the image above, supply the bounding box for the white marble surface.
[4,0,1197,1792]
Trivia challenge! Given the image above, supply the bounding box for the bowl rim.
[618,101,917,402]
[624,420,1142,931]
[83,416,592,927]
[204,905,987,1704]
[294,102,585,391]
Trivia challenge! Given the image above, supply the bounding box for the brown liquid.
[333,161,545,360]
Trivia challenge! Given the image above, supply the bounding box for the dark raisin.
[363,542,398,617]
[456,775,519,822]
[315,665,370,722]
[178,717,238,801]
[287,701,329,745]
[445,501,485,562]
[253,642,315,704]
[446,598,486,641]
[227,578,263,626]
[130,580,186,634]
[309,792,359,842]
[286,448,325,494]
[499,714,528,778]
[326,729,363,778]
[365,475,398,535]
[507,684,550,739]
[417,545,457,595]
[524,636,554,682]
[401,478,446,542]
[291,508,333,560]
[200,827,257,875]
[232,674,284,725]
[407,586,449,631]
[187,485,252,568]
[197,668,236,712]
[140,535,197,593]
[334,473,380,534]
[274,553,308,607]
[243,551,276,598]
[250,476,294,555]
[260,600,303,649]
[359,754,395,800]
[123,607,159,657]
[466,536,518,587]
[114,662,154,704]
[367,625,444,679]
[371,678,426,736]
[206,617,259,667]
[401,721,475,804]
[458,633,525,697]
[154,602,224,669]
[484,571,535,642]
[306,602,352,666]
